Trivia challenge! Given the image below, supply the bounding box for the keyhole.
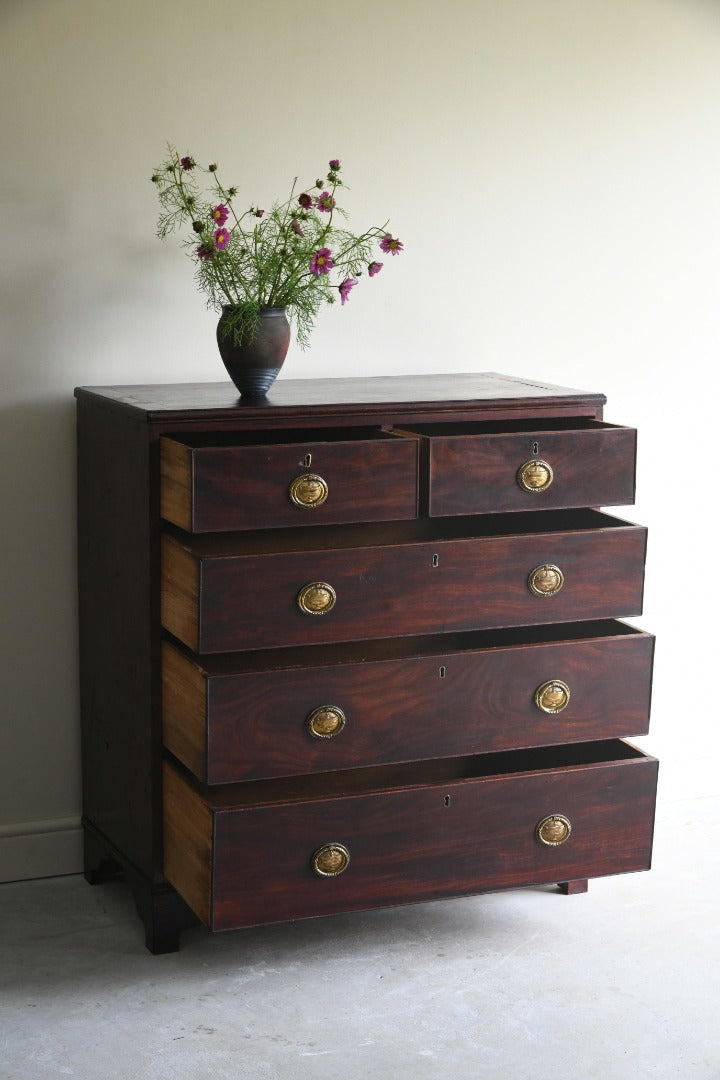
[304,452,312,467]
[443,795,452,808]
[439,665,446,679]
[532,441,539,455]
[431,553,439,568]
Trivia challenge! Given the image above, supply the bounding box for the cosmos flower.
[316,191,336,213]
[329,159,341,170]
[298,192,313,209]
[291,219,304,236]
[196,242,214,260]
[379,234,403,255]
[310,247,334,275]
[368,261,383,277]
[213,227,231,251]
[211,204,229,226]
[180,156,195,171]
[339,278,358,305]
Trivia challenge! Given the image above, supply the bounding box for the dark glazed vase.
[216,306,291,399]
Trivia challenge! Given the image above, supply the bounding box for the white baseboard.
[0,816,83,882]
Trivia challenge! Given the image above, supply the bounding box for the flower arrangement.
[151,147,403,348]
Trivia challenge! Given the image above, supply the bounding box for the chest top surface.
[74,372,605,424]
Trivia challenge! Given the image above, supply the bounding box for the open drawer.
[163,739,658,931]
[160,426,418,532]
[161,509,647,652]
[162,621,655,783]
[396,417,636,516]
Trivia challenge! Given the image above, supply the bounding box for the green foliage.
[151,146,401,348]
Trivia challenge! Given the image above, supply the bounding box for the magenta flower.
[339,278,358,305]
[211,204,229,226]
[329,159,341,170]
[379,234,403,256]
[196,243,214,260]
[298,192,313,209]
[180,156,195,171]
[316,191,336,212]
[368,261,383,277]
[213,227,231,251]
[254,208,265,218]
[309,247,334,275]
[291,219,304,236]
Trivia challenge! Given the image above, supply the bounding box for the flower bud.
[192,221,204,233]
[208,163,218,172]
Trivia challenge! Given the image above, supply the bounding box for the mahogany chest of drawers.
[75,373,657,953]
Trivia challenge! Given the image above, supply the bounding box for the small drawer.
[160,427,418,532]
[162,621,654,783]
[163,740,658,931]
[398,418,636,516]
[161,509,647,653]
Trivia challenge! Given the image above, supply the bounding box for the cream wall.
[1,0,719,880]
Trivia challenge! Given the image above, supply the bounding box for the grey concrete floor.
[1,793,718,1080]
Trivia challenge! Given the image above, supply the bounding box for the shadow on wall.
[0,395,82,826]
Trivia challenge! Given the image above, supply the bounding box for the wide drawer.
[162,621,654,783]
[160,427,418,532]
[161,510,647,653]
[399,418,636,516]
[163,740,658,931]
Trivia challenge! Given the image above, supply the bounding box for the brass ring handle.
[307,705,346,739]
[528,563,564,597]
[312,842,350,877]
[297,581,337,615]
[534,679,571,715]
[536,814,572,846]
[517,459,554,493]
[289,473,329,509]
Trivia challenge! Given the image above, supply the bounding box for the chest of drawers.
[76,373,657,953]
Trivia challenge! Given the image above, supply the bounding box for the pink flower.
[339,278,358,305]
[368,261,383,277]
[316,191,335,212]
[329,159,341,170]
[298,192,313,208]
[196,242,214,260]
[213,227,231,251]
[379,234,403,255]
[211,204,229,226]
[254,208,265,218]
[180,156,195,171]
[291,219,304,236]
[310,247,334,275]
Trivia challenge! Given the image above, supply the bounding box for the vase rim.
[220,304,286,315]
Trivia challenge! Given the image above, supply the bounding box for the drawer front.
[160,433,418,532]
[162,748,658,931]
[162,627,655,783]
[161,520,647,653]
[422,424,636,516]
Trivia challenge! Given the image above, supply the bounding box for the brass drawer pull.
[289,473,329,509]
[528,563,564,597]
[307,705,346,739]
[536,814,572,846]
[517,458,554,493]
[534,679,571,714]
[297,581,337,615]
[312,842,350,877]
